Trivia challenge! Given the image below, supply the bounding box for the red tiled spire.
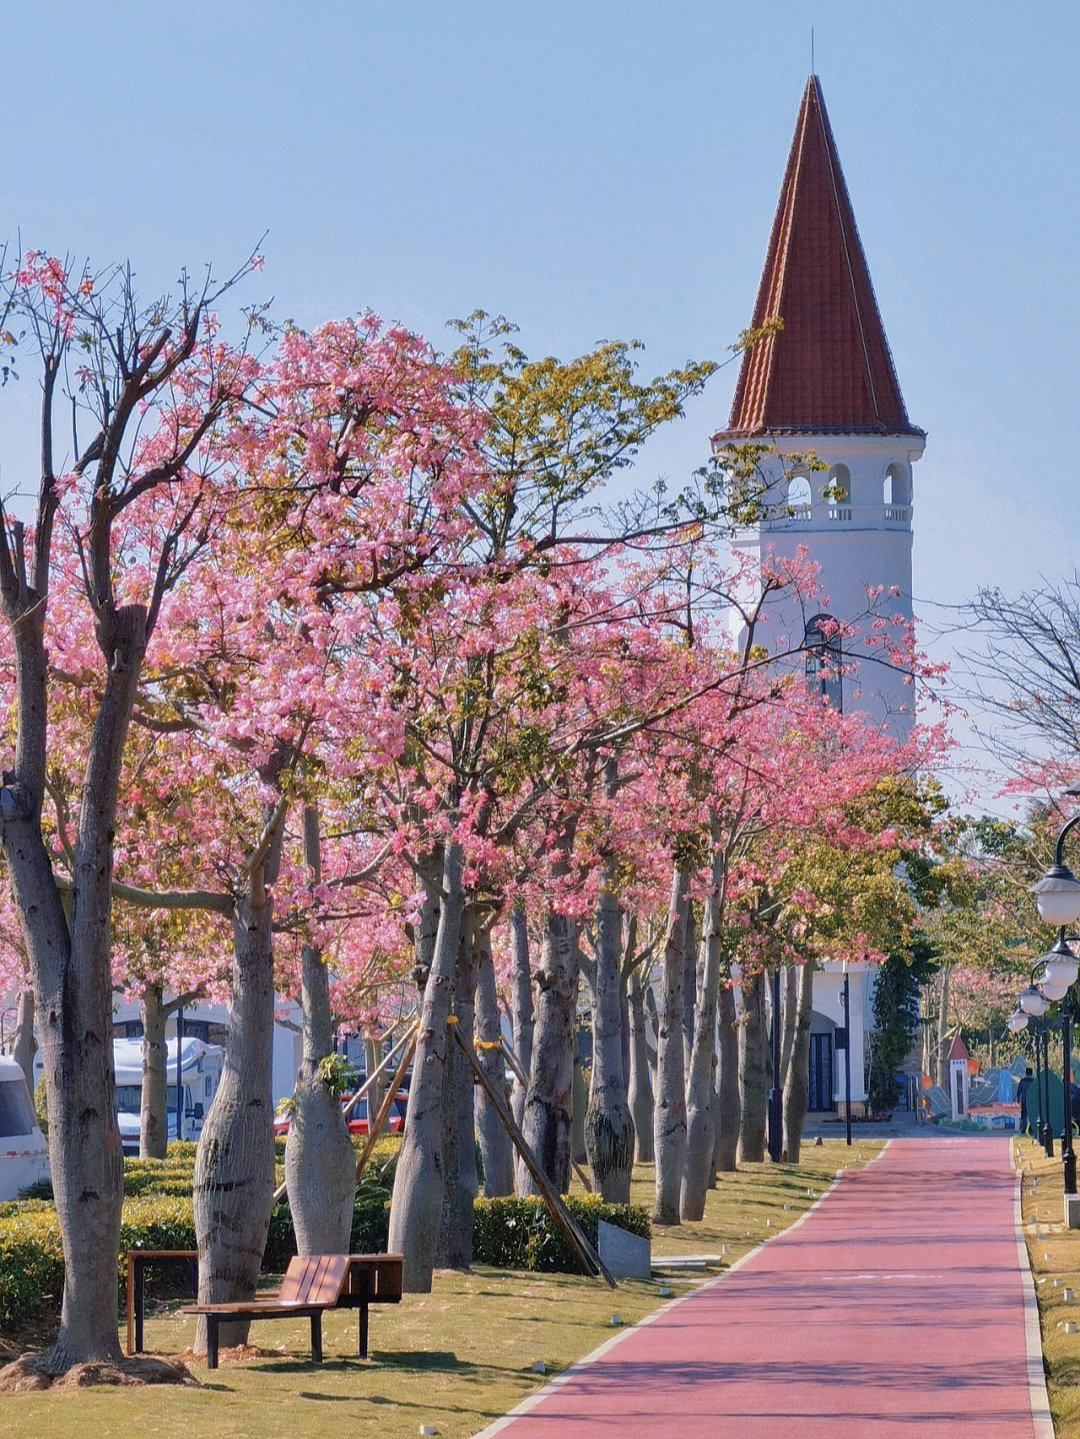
[716,76,922,440]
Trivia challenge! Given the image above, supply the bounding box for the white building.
[717,76,925,1114]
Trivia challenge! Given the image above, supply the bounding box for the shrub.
[472,1196,650,1273]
[0,1141,645,1333]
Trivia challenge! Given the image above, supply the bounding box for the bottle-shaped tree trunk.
[388,843,465,1291]
[626,967,654,1163]
[435,911,479,1269]
[653,863,689,1224]
[193,886,278,1351]
[140,982,169,1159]
[737,969,767,1163]
[520,907,578,1196]
[782,962,815,1162]
[715,980,740,1172]
[507,902,534,1194]
[584,767,634,1202]
[682,829,724,1219]
[285,805,355,1255]
[12,985,35,1095]
[475,921,514,1197]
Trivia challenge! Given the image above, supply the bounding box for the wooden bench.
[181,1252,403,1369]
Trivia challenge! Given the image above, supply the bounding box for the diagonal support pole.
[452,1020,616,1287]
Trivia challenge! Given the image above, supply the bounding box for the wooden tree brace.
[451,1020,615,1288]
[501,1037,593,1194]
[356,1029,418,1181]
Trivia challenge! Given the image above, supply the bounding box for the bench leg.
[358,1301,369,1359]
[311,1311,323,1364]
[206,1315,219,1371]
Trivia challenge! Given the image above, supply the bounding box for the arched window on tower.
[883,463,910,513]
[805,613,843,711]
[787,474,812,521]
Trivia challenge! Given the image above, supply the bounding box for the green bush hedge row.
[0,1151,647,1333]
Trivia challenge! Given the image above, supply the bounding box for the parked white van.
[113,1036,224,1155]
[0,1056,49,1199]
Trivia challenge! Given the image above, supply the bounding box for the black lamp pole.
[1063,992,1076,1195]
[1042,1021,1055,1158]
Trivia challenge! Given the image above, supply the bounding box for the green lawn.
[1,1139,879,1439]
[1016,1137,1080,1439]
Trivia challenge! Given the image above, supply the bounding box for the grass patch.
[1017,1137,1080,1438]
[1,1140,877,1439]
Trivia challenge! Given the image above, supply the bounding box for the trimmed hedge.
[473,1196,650,1274]
[0,1142,649,1333]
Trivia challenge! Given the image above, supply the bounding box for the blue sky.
[2,1,1078,810]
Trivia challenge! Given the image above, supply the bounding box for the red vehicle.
[274,1090,408,1138]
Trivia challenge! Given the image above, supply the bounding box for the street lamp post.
[1029,796,1080,1221]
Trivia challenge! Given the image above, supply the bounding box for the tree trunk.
[435,911,478,1270]
[682,901,697,1074]
[508,902,534,1195]
[474,921,513,1198]
[584,775,634,1202]
[653,863,689,1224]
[12,985,35,1090]
[627,967,654,1164]
[936,965,951,1087]
[140,982,169,1159]
[782,963,815,1163]
[738,969,767,1163]
[779,966,797,1093]
[193,882,278,1351]
[682,832,724,1220]
[388,842,465,1292]
[715,980,740,1172]
[520,907,578,1196]
[4,603,148,1369]
[285,805,355,1256]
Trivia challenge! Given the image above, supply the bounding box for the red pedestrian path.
[478,1139,1050,1438]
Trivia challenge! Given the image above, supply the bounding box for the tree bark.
[626,966,654,1164]
[936,964,951,1087]
[435,910,479,1269]
[508,902,533,1123]
[508,902,534,1194]
[285,805,355,1256]
[653,863,689,1224]
[715,980,740,1172]
[682,831,724,1220]
[737,969,767,1163]
[682,901,697,1075]
[520,907,578,1197]
[474,920,514,1198]
[780,966,797,1092]
[140,982,169,1159]
[5,602,148,1368]
[12,985,35,1092]
[584,770,634,1202]
[388,842,465,1291]
[782,962,815,1162]
[193,881,278,1350]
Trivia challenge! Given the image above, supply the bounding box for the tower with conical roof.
[717,74,924,737]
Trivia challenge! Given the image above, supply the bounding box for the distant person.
[1016,1067,1034,1132]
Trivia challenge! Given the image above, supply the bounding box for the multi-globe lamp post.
[1012,809,1080,1217]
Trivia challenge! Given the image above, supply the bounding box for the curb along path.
[478,1138,1051,1438]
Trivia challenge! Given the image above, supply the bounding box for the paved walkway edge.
[472,1142,893,1439]
[1011,1153,1054,1439]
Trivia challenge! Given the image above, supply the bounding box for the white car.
[0,1055,49,1200]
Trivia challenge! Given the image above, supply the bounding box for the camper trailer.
[113,1036,224,1155]
[0,1056,49,1199]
